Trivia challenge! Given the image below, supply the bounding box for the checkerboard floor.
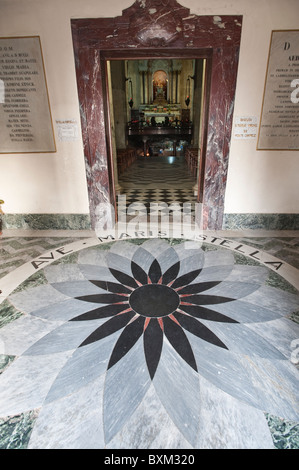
[118,157,198,217]
[118,156,197,190]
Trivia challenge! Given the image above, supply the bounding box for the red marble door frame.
[71,1,242,230]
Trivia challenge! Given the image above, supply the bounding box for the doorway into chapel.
[106,57,208,220]
[71,3,242,230]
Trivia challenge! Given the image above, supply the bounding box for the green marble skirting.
[223,213,299,231]
[2,214,91,231]
[1,212,299,231]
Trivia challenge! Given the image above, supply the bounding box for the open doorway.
[71,1,242,230]
[107,58,206,217]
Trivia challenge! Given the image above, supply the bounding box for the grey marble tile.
[155,246,179,274]
[206,299,283,323]
[103,336,151,444]
[45,332,118,404]
[201,280,267,299]
[140,238,172,258]
[237,355,299,422]
[201,321,286,360]
[244,285,299,316]
[22,319,105,356]
[107,384,193,449]
[28,375,105,449]
[9,284,69,313]
[78,248,108,266]
[29,298,104,322]
[107,252,134,276]
[0,351,73,416]
[201,248,235,268]
[78,264,117,283]
[187,332,262,410]
[246,317,299,359]
[153,339,200,447]
[177,252,205,277]
[44,264,86,283]
[51,280,107,298]
[224,264,269,283]
[0,236,298,449]
[191,265,234,283]
[0,314,63,356]
[109,240,140,259]
[131,246,155,272]
[195,375,275,449]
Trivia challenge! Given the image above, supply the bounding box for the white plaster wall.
[0,0,298,215]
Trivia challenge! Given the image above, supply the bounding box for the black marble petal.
[108,315,145,370]
[79,311,136,347]
[76,293,129,304]
[70,303,130,321]
[178,281,221,294]
[162,261,180,286]
[131,261,148,285]
[109,268,139,289]
[90,280,131,294]
[171,269,202,289]
[179,304,238,323]
[148,259,162,283]
[143,319,164,379]
[173,311,228,349]
[181,294,234,305]
[163,316,198,372]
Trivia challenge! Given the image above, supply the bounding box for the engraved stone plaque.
[0,36,56,153]
[258,30,299,150]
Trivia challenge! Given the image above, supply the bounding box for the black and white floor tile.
[118,157,198,220]
[118,156,197,190]
[117,189,197,219]
[0,235,298,449]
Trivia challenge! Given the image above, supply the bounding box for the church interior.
[0,0,298,451]
[110,58,202,213]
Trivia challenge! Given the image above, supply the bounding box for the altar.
[127,121,193,156]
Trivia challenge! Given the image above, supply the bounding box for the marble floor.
[118,156,197,218]
[0,228,298,450]
[118,155,197,190]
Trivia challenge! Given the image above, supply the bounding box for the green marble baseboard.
[2,213,91,231]
[1,212,298,232]
[223,213,299,230]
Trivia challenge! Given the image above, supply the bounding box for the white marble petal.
[153,339,201,447]
[195,375,275,449]
[0,351,73,416]
[103,336,151,444]
[28,375,105,449]
[22,319,104,356]
[106,384,193,449]
[44,331,119,404]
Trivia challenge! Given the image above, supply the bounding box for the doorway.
[107,58,206,218]
[71,1,242,230]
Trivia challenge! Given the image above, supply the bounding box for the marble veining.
[0,235,298,449]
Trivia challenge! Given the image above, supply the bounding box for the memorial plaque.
[257,30,299,150]
[0,36,56,153]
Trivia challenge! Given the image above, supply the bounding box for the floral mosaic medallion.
[0,238,299,449]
